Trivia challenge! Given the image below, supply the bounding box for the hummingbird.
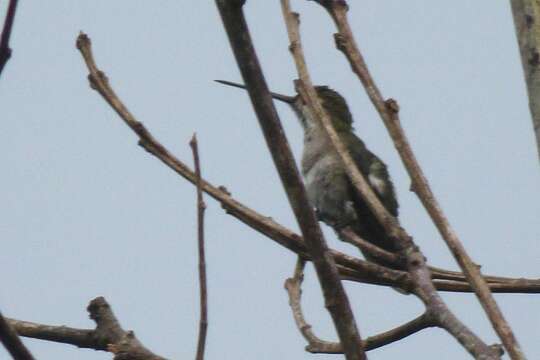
[216,80,399,266]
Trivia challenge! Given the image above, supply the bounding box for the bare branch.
[285,258,435,354]
[0,310,35,360]
[312,1,524,358]
[342,271,540,294]
[432,279,540,294]
[0,0,19,77]
[7,319,94,348]
[338,229,536,289]
[430,266,537,284]
[9,297,165,360]
[511,0,540,163]
[190,134,208,360]
[339,227,539,291]
[214,2,366,358]
[339,227,401,267]
[360,313,435,352]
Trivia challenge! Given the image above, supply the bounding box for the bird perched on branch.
[216,80,399,267]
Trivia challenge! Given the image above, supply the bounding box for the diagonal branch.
[0,0,19,77]
[0,310,35,360]
[213,1,366,359]
[431,279,540,294]
[8,297,165,360]
[313,1,524,358]
[339,230,539,287]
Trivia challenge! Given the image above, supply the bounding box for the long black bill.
[215,80,295,104]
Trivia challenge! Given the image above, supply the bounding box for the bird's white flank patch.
[368,173,386,196]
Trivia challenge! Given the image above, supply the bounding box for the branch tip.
[76,32,90,50]
[385,98,399,114]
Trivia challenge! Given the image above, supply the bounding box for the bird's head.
[215,80,353,133]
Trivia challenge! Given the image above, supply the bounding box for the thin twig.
[0,310,35,360]
[432,279,540,294]
[9,297,165,359]
[430,266,536,284]
[214,2,366,358]
[339,230,538,287]
[340,226,538,289]
[339,229,530,286]
[281,1,501,358]
[313,1,524,358]
[285,258,340,352]
[285,258,436,354]
[339,227,401,267]
[361,313,435,352]
[8,319,94,348]
[342,272,540,294]
[0,0,19,76]
[190,134,208,360]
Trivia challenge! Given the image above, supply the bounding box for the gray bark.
[511,0,540,163]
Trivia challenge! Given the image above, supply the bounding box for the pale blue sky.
[0,1,538,359]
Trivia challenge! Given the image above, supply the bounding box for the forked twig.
[285,258,436,354]
[8,297,165,359]
[285,258,341,353]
